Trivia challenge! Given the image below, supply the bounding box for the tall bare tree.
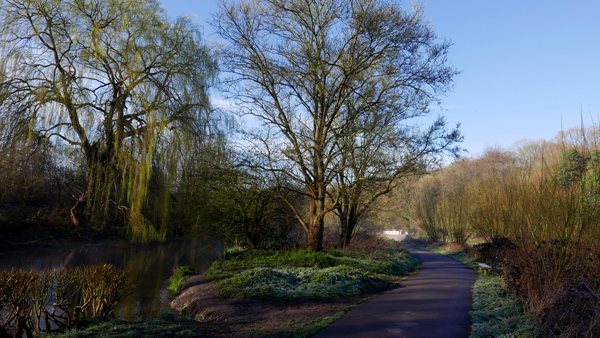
[0,0,216,240]
[213,0,458,250]
[333,108,461,247]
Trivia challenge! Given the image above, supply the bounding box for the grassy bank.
[404,239,540,338]
[162,237,421,337]
[168,265,194,295]
[470,275,539,338]
[203,239,418,300]
[36,311,204,338]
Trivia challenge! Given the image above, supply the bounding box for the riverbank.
[170,237,419,337]
[0,221,127,254]
[0,237,222,322]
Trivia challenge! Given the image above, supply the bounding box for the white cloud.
[211,97,237,110]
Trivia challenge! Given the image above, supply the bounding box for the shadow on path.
[313,242,477,338]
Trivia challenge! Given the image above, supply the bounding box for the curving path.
[313,241,477,338]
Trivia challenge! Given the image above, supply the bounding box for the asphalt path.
[314,238,477,338]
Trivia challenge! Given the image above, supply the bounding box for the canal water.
[0,239,222,319]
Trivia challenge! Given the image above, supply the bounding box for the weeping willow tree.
[0,0,217,241]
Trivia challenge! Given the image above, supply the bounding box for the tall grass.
[167,266,194,295]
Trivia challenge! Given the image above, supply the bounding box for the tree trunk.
[307,216,324,251]
[307,199,325,251]
[340,204,358,248]
[338,206,349,247]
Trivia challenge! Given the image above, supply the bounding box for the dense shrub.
[472,237,516,261]
[0,265,134,335]
[410,128,600,337]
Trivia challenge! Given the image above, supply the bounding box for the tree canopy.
[0,0,217,240]
[213,0,460,250]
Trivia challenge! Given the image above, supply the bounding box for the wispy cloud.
[211,98,237,110]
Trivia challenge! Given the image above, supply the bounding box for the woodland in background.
[0,1,597,335]
[410,126,600,338]
[0,0,460,250]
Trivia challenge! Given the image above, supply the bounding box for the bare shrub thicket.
[412,126,600,337]
[0,265,134,336]
[0,138,86,231]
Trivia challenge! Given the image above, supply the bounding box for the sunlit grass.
[167,266,194,295]
[470,276,540,338]
[204,241,419,300]
[404,239,541,338]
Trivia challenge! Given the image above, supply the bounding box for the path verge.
[313,246,477,338]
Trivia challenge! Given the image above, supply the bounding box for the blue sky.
[160,0,600,156]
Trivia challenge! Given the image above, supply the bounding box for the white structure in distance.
[382,230,407,235]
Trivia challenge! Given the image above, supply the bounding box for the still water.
[0,240,222,319]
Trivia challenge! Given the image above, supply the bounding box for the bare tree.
[213,0,458,250]
[0,0,216,240]
[332,108,461,247]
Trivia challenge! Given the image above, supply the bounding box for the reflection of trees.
[1,240,222,319]
[115,240,221,319]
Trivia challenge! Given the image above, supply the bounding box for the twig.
[6,238,50,246]
[581,282,600,300]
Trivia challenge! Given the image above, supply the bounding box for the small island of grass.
[204,239,418,300]
[170,236,419,337]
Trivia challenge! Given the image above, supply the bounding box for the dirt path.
[313,245,477,338]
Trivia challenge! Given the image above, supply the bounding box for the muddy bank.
[171,273,373,337]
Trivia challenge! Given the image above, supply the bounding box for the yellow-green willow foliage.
[0,0,217,241]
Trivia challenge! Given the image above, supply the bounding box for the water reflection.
[0,239,222,319]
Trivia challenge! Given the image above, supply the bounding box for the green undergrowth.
[168,265,194,295]
[204,241,419,300]
[36,311,200,338]
[404,239,540,338]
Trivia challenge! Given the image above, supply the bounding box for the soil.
[170,273,374,338]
